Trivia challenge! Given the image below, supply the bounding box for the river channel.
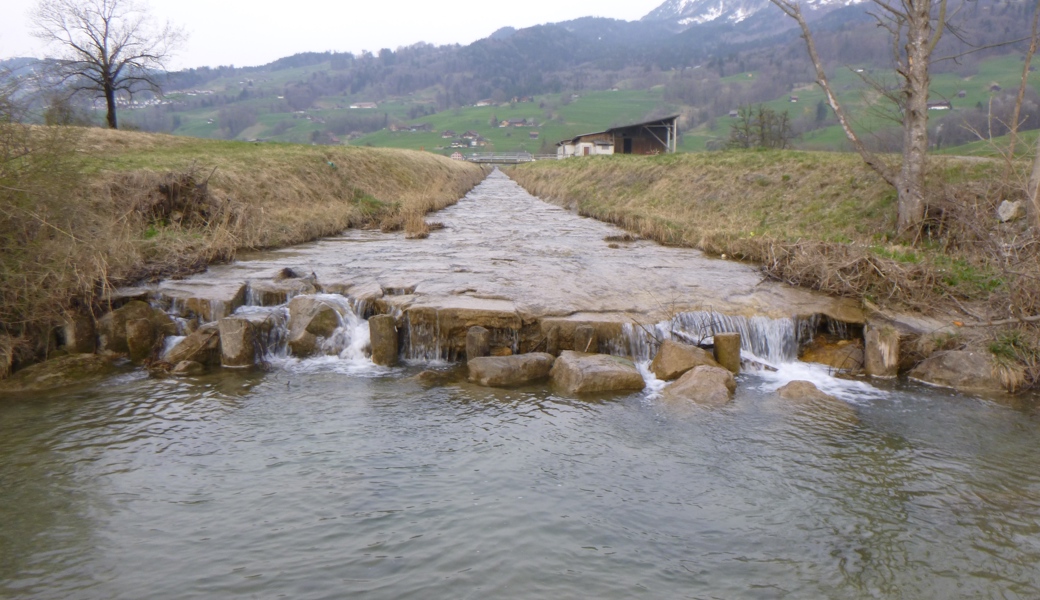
[1,171,1039,598]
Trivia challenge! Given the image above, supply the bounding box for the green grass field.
[151,54,1040,156]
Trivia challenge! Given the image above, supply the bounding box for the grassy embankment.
[510,152,1040,383]
[0,127,486,373]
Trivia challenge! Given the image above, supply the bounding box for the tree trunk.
[105,83,118,129]
[896,0,933,234]
[1028,134,1040,228]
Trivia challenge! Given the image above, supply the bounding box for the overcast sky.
[1,0,665,70]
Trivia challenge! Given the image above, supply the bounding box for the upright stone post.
[713,332,741,374]
[369,315,398,366]
[545,326,560,356]
[574,325,598,353]
[219,317,257,368]
[864,322,900,377]
[63,313,97,354]
[467,326,491,360]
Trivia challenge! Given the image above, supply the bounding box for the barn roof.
[556,115,680,146]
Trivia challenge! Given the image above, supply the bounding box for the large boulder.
[468,353,556,387]
[650,340,721,381]
[661,365,736,407]
[164,322,221,366]
[98,300,174,353]
[287,296,343,357]
[0,354,117,393]
[126,318,158,362]
[776,380,859,422]
[909,350,1010,393]
[550,351,645,394]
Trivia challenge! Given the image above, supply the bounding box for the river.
[1,170,1038,599]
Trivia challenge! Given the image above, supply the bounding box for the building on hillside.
[556,115,680,158]
[927,101,952,111]
[451,152,465,160]
[350,102,378,109]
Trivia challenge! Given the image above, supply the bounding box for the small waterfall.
[614,311,822,366]
[403,310,445,361]
[306,295,370,360]
[233,305,291,358]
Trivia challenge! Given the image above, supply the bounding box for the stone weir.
[78,169,882,380]
[9,169,1008,397]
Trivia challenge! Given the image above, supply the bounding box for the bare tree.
[31,0,186,129]
[769,0,949,235]
[1019,0,1040,229]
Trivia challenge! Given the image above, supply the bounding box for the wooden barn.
[556,115,679,158]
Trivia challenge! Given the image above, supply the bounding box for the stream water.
[2,171,1039,599]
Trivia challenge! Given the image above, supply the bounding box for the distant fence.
[462,153,559,164]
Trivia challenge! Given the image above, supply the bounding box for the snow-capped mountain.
[642,0,864,30]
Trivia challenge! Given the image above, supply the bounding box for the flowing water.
[2,171,1040,599]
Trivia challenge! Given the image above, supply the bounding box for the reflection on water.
[2,365,1038,599]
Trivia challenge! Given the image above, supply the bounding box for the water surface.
[2,368,1039,599]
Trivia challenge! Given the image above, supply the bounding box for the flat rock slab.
[156,281,247,321]
[247,278,318,306]
[0,354,117,393]
[468,353,555,387]
[550,351,645,394]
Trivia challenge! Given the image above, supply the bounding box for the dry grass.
[1,126,485,369]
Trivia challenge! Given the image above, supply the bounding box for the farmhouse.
[349,102,378,109]
[927,101,952,111]
[556,115,679,158]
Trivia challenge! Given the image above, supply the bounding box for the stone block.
[713,332,741,374]
[468,353,555,387]
[650,340,721,380]
[466,326,491,360]
[219,317,258,367]
[369,314,398,366]
[662,365,736,407]
[550,351,644,394]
